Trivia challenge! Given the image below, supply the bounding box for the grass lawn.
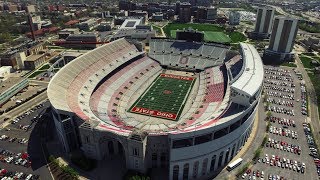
[38,64,50,70]
[164,23,224,36]
[299,55,317,69]
[281,62,297,68]
[129,73,196,120]
[228,31,247,43]
[308,72,320,116]
[204,31,231,43]
[301,52,317,56]
[165,23,246,43]
[28,70,46,78]
[152,25,161,34]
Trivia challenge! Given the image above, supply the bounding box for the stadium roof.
[231,43,264,97]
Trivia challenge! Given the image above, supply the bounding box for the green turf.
[204,31,231,43]
[165,23,246,43]
[299,55,318,69]
[28,70,46,78]
[129,74,196,120]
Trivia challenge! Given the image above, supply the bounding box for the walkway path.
[295,54,320,150]
[214,100,266,179]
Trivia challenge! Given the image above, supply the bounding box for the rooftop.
[0,77,25,95]
[25,54,45,62]
[231,43,264,97]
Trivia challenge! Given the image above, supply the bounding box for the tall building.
[251,7,275,39]
[206,6,217,20]
[178,2,192,23]
[229,11,240,25]
[195,6,207,22]
[264,16,298,63]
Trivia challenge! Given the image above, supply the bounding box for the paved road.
[1,91,48,123]
[295,54,320,149]
[214,99,266,179]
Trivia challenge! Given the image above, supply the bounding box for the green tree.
[0,32,12,43]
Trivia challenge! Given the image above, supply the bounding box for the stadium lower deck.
[129,73,196,120]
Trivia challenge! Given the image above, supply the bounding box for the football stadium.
[48,35,264,179]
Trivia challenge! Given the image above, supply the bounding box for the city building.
[195,6,217,23]
[7,4,18,12]
[55,33,101,49]
[206,6,217,20]
[152,13,164,21]
[229,11,241,25]
[0,41,45,69]
[250,7,275,39]
[25,5,36,13]
[0,66,13,78]
[119,0,136,11]
[48,37,263,179]
[119,19,143,30]
[97,22,113,32]
[195,6,207,22]
[111,25,155,43]
[263,16,298,62]
[128,10,148,21]
[78,19,99,31]
[263,16,298,63]
[58,28,80,39]
[24,54,47,70]
[178,2,191,23]
[301,37,320,51]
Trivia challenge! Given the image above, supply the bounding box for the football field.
[129,73,196,120]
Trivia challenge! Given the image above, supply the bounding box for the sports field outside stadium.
[170,30,231,43]
[129,73,196,120]
[164,23,247,43]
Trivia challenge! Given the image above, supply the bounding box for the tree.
[266,111,272,119]
[0,32,12,44]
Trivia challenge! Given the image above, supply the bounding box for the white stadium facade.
[47,38,264,180]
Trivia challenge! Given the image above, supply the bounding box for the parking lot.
[241,66,319,180]
[0,101,51,180]
[0,84,47,115]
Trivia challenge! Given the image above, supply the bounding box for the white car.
[242,173,247,179]
[26,174,33,180]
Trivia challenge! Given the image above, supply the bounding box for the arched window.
[210,155,216,172]
[201,158,208,175]
[183,163,189,180]
[193,161,199,178]
[173,165,179,180]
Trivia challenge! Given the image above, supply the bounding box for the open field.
[164,23,246,43]
[299,55,318,69]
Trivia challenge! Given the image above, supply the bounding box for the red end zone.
[160,73,194,81]
[131,107,177,120]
